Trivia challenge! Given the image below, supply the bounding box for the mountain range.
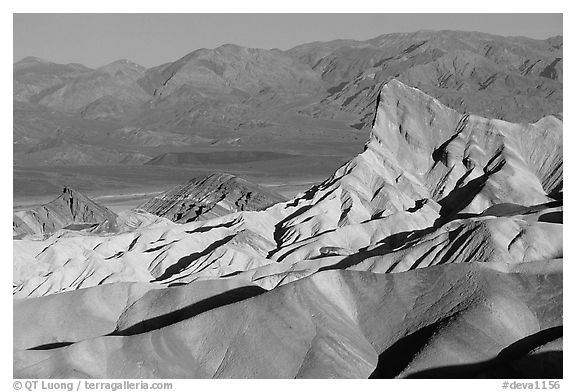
[14,30,562,174]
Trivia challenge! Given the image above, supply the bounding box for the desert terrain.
[13,30,562,379]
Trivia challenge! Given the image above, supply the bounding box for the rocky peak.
[15,56,49,65]
[139,172,286,223]
[97,59,146,73]
[13,187,118,237]
[367,79,561,212]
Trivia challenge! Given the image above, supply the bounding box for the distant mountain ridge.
[13,30,563,167]
[289,30,562,124]
[14,30,562,120]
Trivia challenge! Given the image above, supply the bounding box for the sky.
[13,13,563,68]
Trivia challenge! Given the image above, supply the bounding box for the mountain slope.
[13,187,118,237]
[139,172,286,223]
[13,57,92,102]
[292,30,562,124]
[34,60,150,114]
[14,263,562,378]
[140,45,324,98]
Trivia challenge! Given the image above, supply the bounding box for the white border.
[3,3,572,390]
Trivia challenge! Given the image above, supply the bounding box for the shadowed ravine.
[371,326,563,379]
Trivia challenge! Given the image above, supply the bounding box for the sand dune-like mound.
[13,210,281,298]
[14,263,562,378]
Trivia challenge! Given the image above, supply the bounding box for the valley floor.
[13,166,328,212]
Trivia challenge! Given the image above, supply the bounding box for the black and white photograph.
[8,7,568,384]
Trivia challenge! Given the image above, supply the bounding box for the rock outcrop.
[13,187,118,237]
[139,172,286,223]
